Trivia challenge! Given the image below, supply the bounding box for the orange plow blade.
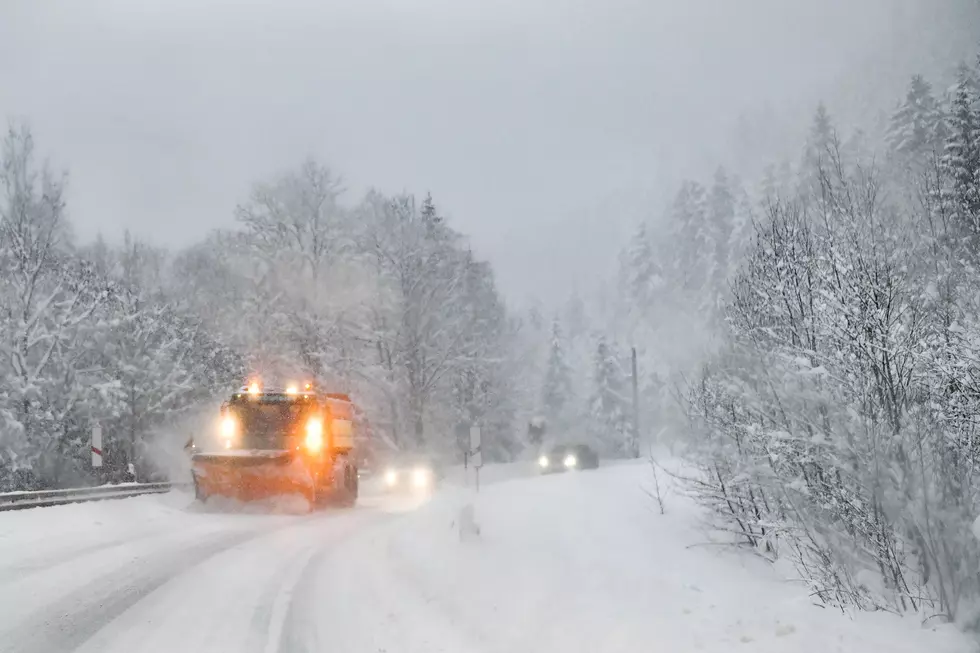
[191,451,315,503]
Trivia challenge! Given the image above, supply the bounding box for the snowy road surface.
[0,462,975,653]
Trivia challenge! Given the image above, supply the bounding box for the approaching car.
[380,454,442,493]
[537,444,599,474]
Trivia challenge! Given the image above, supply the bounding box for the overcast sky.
[0,0,972,305]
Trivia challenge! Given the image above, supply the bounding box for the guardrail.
[0,482,174,511]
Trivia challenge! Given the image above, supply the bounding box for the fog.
[0,0,975,304]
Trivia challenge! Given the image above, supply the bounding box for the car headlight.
[538,455,550,468]
[412,467,431,488]
[384,468,398,486]
[564,454,577,468]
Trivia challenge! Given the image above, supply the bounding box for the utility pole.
[630,346,640,458]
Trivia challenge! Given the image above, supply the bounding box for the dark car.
[537,443,599,474]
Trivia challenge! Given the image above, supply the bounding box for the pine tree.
[888,74,945,161]
[707,167,736,300]
[801,103,836,193]
[672,181,709,294]
[589,336,630,455]
[541,319,573,424]
[619,222,665,315]
[943,64,980,242]
[420,191,445,239]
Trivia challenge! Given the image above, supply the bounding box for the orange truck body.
[190,389,358,507]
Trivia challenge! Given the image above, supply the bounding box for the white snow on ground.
[0,488,410,653]
[0,460,975,652]
[316,461,976,653]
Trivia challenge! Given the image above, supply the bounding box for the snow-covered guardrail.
[0,482,174,511]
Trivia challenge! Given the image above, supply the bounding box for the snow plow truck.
[190,382,359,509]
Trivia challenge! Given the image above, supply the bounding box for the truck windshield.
[229,400,311,449]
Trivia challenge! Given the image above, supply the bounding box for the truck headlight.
[564,454,577,468]
[538,455,550,468]
[305,418,324,452]
[220,415,237,438]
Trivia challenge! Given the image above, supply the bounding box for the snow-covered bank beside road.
[367,461,975,652]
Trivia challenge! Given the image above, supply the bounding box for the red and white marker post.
[91,423,103,469]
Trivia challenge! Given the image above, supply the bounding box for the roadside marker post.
[459,425,483,541]
[91,423,103,469]
[91,423,104,485]
[469,426,482,492]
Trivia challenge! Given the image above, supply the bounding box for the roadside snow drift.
[320,461,975,653]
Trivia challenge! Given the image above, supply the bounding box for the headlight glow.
[564,454,578,468]
[538,455,550,468]
[412,467,431,488]
[220,415,236,438]
[384,468,398,486]
[305,417,324,452]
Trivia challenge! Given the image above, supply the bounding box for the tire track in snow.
[0,527,265,653]
[272,540,342,653]
[261,545,320,653]
[262,507,391,653]
[0,528,174,585]
[1,496,414,653]
[273,506,486,653]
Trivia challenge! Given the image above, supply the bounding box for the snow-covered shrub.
[682,66,980,622]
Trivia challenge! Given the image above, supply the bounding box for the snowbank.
[380,461,974,653]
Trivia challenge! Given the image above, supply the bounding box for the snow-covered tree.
[671,181,709,295]
[0,125,110,490]
[888,75,946,163]
[0,132,523,489]
[588,336,630,456]
[366,193,475,447]
[800,103,838,198]
[541,319,573,430]
[235,158,348,288]
[677,60,980,619]
[942,63,980,242]
[706,167,736,308]
[618,222,665,326]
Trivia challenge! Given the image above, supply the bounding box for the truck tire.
[193,476,207,503]
[317,458,356,508]
[335,464,358,508]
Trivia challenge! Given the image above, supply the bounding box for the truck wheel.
[312,473,330,510]
[193,477,207,503]
[335,465,357,508]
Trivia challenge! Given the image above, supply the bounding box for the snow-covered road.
[0,488,421,653]
[0,462,975,653]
